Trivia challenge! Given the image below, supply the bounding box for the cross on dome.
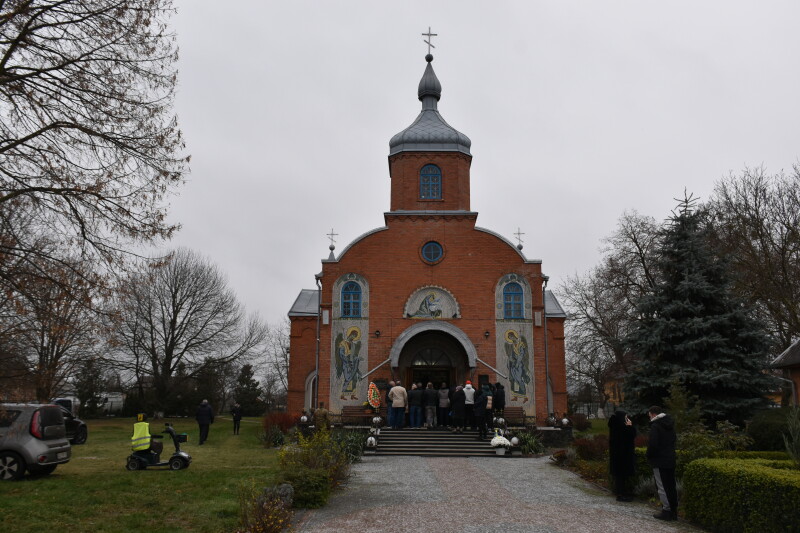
[422,26,437,55]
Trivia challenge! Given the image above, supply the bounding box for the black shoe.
[653,510,675,521]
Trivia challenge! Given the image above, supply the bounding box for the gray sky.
[166,1,800,324]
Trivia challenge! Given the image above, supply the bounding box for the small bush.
[573,459,607,482]
[573,435,608,461]
[331,429,367,464]
[516,430,545,455]
[747,408,790,451]
[236,482,294,533]
[261,426,285,448]
[634,434,649,448]
[712,450,789,461]
[263,412,297,435]
[278,428,351,488]
[571,413,592,431]
[683,458,800,532]
[277,467,331,509]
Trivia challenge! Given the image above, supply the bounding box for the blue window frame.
[419,164,442,199]
[503,282,524,319]
[421,241,443,263]
[341,282,361,317]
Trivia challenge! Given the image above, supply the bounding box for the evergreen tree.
[234,364,265,416]
[623,196,773,426]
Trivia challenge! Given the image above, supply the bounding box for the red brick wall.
[286,316,317,414]
[389,152,472,212]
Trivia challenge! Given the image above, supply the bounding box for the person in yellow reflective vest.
[131,413,152,452]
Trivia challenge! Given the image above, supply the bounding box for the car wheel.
[0,452,26,481]
[126,457,142,471]
[28,464,57,476]
[168,457,183,471]
[72,426,88,445]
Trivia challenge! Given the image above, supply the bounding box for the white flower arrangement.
[490,429,511,449]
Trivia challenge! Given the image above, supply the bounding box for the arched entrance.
[389,322,477,388]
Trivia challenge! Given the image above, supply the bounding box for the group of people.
[609,405,678,522]
[194,399,244,445]
[385,380,506,439]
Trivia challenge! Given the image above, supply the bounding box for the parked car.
[0,403,71,480]
[58,406,88,445]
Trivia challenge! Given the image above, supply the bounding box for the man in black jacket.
[195,399,214,445]
[647,406,678,521]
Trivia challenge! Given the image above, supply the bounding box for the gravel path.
[295,456,704,533]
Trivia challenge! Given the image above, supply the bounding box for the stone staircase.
[366,427,512,457]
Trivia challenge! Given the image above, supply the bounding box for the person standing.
[647,406,678,521]
[463,381,476,430]
[608,410,636,502]
[451,385,466,433]
[408,383,423,428]
[385,381,395,428]
[473,385,490,440]
[389,381,408,429]
[231,402,243,435]
[423,382,437,429]
[195,399,214,445]
[493,383,506,417]
[437,382,451,427]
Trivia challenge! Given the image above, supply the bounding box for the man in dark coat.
[451,385,466,433]
[493,383,506,416]
[231,402,242,435]
[608,410,636,501]
[408,382,424,428]
[647,406,678,521]
[195,399,214,445]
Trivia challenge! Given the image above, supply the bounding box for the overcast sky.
[165,1,800,325]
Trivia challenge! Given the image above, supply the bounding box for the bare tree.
[0,1,187,284]
[709,166,800,352]
[560,211,659,402]
[265,318,290,394]
[110,248,268,408]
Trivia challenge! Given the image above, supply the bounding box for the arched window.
[341,282,361,317]
[503,282,524,319]
[419,164,442,199]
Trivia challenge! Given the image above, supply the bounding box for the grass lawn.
[0,417,278,533]
[573,417,610,438]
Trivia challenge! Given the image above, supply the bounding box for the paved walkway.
[296,456,703,533]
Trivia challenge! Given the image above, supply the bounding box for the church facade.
[287,53,567,423]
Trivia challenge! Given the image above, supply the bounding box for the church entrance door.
[396,331,469,389]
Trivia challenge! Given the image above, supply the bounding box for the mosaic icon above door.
[404,286,460,319]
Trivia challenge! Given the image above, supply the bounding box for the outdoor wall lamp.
[374,330,381,337]
[484,330,490,338]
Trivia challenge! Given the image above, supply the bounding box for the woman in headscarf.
[608,409,637,501]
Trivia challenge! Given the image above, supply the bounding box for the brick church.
[286,51,568,423]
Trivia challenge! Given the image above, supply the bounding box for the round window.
[421,241,443,263]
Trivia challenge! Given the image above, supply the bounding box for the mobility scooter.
[126,416,191,471]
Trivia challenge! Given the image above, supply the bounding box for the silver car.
[0,403,72,480]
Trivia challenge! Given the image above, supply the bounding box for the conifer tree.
[234,364,265,416]
[623,196,773,426]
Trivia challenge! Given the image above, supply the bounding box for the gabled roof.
[288,289,318,317]
[545,290,567,318]
[772,338,800,368]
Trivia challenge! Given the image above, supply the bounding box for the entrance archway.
[389,322,477,388]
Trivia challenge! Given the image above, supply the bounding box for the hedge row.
[683,458,800,533]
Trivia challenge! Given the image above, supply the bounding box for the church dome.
[389,55,471,156]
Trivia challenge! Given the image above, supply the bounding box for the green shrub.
[747,408,790,451]
[784,407,800,468]
[515,430,545,455]
[571,413,592,431]
[331,429,367,464]
[683,458,800,533]
[278,428,351,488]
[277,467,331,509]
[712,450,789,461]
[261,426,285,447]
[573,459,607,482]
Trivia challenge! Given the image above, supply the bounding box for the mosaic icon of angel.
[504,329,530,401]
[335,326,363,399]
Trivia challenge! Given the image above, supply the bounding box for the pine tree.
[234,364,265,416]
[623,196,773,426]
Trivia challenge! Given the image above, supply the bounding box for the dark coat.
[408,388,424,407]
[196,404,214,425]
[647,413,677,469]
[608,410,636,477]
[231,405,242,421]
[473,391,488,417]
[422,388,438,407]
[493,384,506,411]
[452,389,466,419]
